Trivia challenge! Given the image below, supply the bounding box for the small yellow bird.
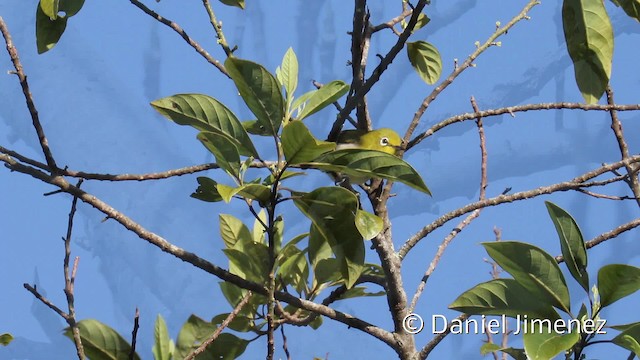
[333,128,403,186]
[335,128,403,155]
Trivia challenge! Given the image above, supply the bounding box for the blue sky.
[1,1,640,359]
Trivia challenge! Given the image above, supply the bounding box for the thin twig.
[372,8,413,33]
[329,0,431,141]
[184,292,252,360]
[408,97,488,313]
[408,101,640,150]
[201,0,233,56]
[280,325,292,360]
[398,155,640,259]
[0,17,58,173]
[605,86,640,207]
[313,80,358,128]
[129,308,140,360]
[128,0,230,77]
[63,180,84,360]
[419,314,469,360]
[403,0,540,148]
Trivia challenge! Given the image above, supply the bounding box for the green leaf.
[307,149,431,195]
[449,279,561,320]
[224,245,269,283]
[175,315,215,359]
[225,57,284,135]
[281,121,335,164]
[598,264,640,307]
[40,0,59,19]
[241,120,271,136]
[612,321,640,331]
[211,313,253,333]
[63,319,140,360]
[406,41,442,85]
[153,315,173,360]
[264,170,305,185]
[545,201,589,292]
[278,247,309,295]
[613,323,640,358]
[296,80,348,121]
[151,94,258,157]
[480,344,527,360]
[290,89,316,116]
[610,0,640,21]
[278,47,298,102]
[219,214,252,249]
[219,0,245,9]
[198,132,241,179]
[412,12,431,33]
[191,177,223,202]
[562,0,614,103]
[522,322,580,360]
[340,286,385,299]
[479,343,501,356]
[237,183,271,205]
[482,241,571,313]
[308,225,332,269]
[293,187,365,288]
[0,333,14,346]
[36,4,67,54]
[354,209,383,240]
[251,209,267,243]
[60,0,85,17]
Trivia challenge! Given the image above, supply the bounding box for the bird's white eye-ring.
[380,137,390,146]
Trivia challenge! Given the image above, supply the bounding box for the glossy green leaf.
[40,0,59,19]
[309,225,332,269]
[613,323,640,357]
[198,132,241,179]
[174,315,214,359]
[211,313,253,333]
[63,319,140,360]
[263,170,305,185]
[598,264,640,307]
[237,184,271,204]
[340,286,385,299]
[277,47,298,102]
[225,57,284,135]
[36,4,67,54]
[290,89,316,116]
[562,0,614,103]
[293,187,364,288]
[282,121,335,164]
[355,209,383,240]
[449,279,561,320]
[0,333,14,346]
[151,94,257,157]
[411,12,431,33]
[251,209,267,244]
[152,315,173,360]
[545,201,589,292]
[191,177,223,202]
[612,321,640,331]
[482,241,571,313]
[479,344,527,359]
[407,41,442,85]
[611,0,640,21]
[278,247,309,295]
[61,0,85,17]
[522,322,580,360]
[307,149,431,195]
[219,214,252,249]
[219,0,245,9]
[224,244,270,283]
[296,80,348,121]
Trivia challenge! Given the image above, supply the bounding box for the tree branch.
[0,17,58,173]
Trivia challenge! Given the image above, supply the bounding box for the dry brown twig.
[128,0,229,77]
[408,96,489,313]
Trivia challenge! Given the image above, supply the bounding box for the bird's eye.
[380,137,390,146]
